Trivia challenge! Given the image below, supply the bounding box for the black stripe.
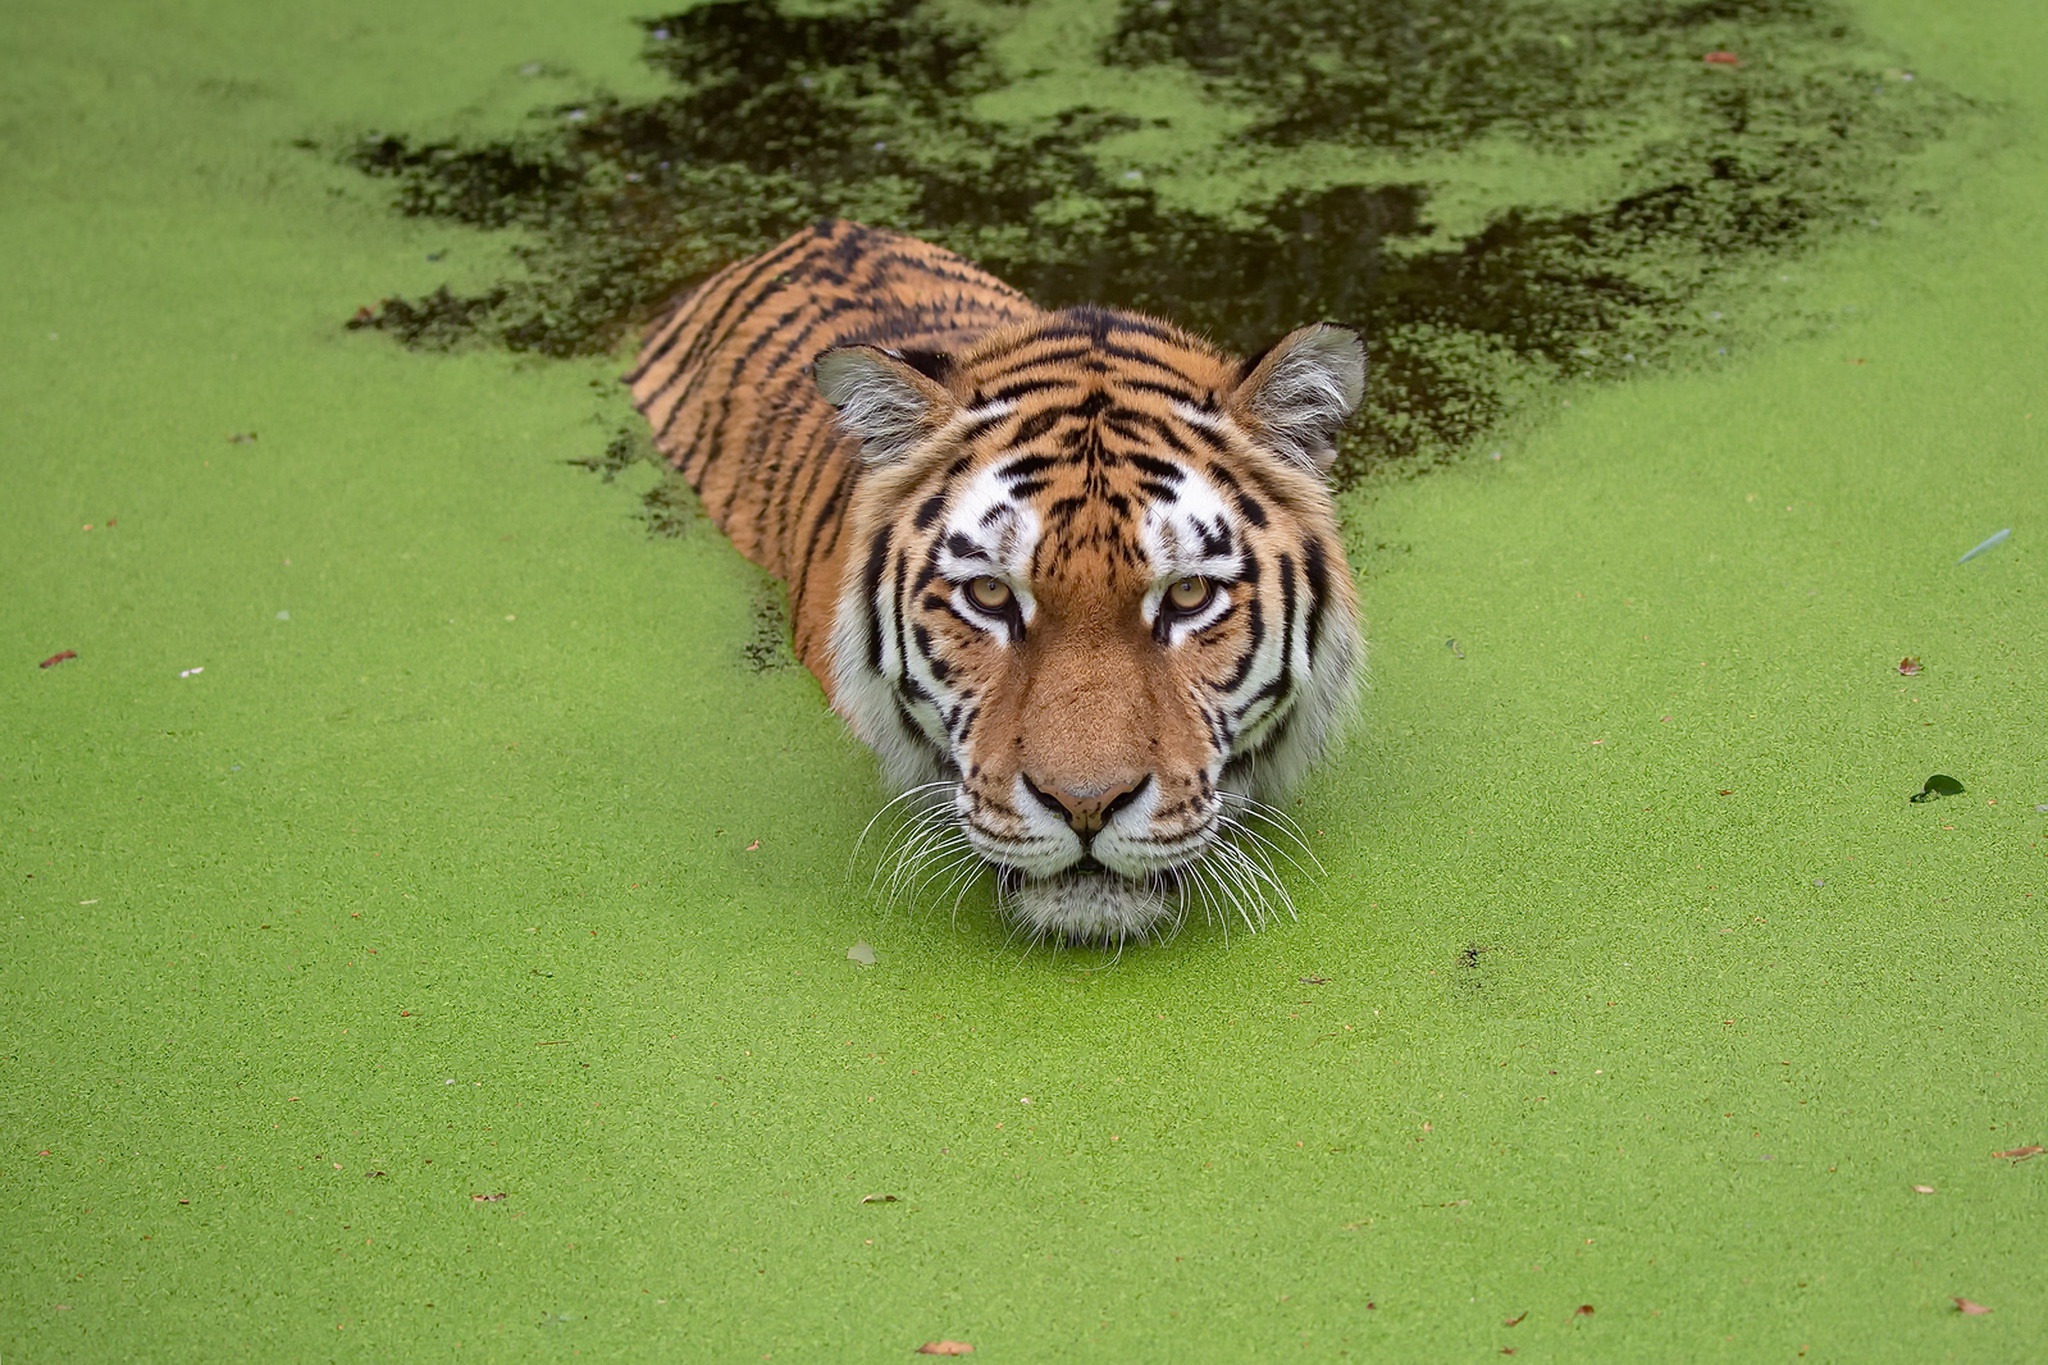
[1213,597,1264,694]
[861,529,891,671]
[639,229,819,398]
[987,375,1068,404]
[1205,461,1267,527]
[999,453,1059,480]
[1303,538,1329,661]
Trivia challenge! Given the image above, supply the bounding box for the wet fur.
[631,220,1364,942]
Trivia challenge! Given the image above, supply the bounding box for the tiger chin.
[630,219,1363,945]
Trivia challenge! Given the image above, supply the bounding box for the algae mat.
[4,0,2046,1359]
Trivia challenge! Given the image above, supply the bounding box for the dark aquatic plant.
[342,0,1962,487]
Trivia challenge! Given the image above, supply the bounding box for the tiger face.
[818,307,1364,943]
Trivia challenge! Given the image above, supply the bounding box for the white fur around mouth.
[1000,868,1175,944]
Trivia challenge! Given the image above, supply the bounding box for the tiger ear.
[814,345,959,467]
[1230,324,1367,473]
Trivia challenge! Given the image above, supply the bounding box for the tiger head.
[817,307,1364,943]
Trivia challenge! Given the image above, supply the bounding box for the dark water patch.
[338,0,1962,487]
[744,584,798,673]
[567,424,710,538]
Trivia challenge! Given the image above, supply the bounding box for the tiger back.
[628,219,1039,683]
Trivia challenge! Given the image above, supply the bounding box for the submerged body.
[630,220,1364,942]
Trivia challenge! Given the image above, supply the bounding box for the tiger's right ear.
[814,345,959,467]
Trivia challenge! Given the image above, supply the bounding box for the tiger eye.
[966,576,1013,612]
[1165,576,1213,613]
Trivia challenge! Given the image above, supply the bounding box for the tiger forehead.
[951,305,1239,406]
[932,439,1244,590]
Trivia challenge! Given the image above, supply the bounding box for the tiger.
[628,219,1364,943]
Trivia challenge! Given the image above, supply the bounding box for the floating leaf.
[916,1342,974,1356]
[1991,1144,2042,1162]
[1956,528,2011,564]
[1896,656,1921,676]
[1909,774,1964,804]
[847,941,877,967]
[1954,1297,1992,1316]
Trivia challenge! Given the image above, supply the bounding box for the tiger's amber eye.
[966,576,1013,612]
[1165,576,1213,613]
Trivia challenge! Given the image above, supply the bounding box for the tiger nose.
[1021,775,1148,835]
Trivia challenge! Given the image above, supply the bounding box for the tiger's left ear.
[814,345,960,467]
[1231,324,1367,474]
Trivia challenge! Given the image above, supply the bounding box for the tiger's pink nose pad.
[1022,776,1147,836]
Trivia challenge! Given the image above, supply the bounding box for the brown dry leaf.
[916,1342,973,1356]
[1991,1144,2043,1162]
[1954,1297,1992,1316]
[1911,1185,1935,1194]
[1504,1311,1528,1327]
[1574,1304,1596,1317]
[471,1192,508,1203]
[1897,656,1922,676]
[860,1193,899,1205]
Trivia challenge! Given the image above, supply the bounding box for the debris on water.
[39,650,76,669]
[179,666,205,679]
[859,1192,899,1204]
[1446,638,1465,659]
[1953,1297,1991,1316]
[471,1192,508,1203]
[916,1345,973,1357]
[1991,1144,2042,1162]
[1956,528,2011,564]
[1912,1184,1935,1193]
[1703,50,1741,66]
[1896,656,1921,676]
[1909,774,1964,803]
[228,431,258,444]
[847,942,877,967]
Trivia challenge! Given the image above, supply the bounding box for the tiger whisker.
[866,802,948,891]
[874,808,965,905]
[1216,811,1318,881]
[1218,792,1322,875]
[883,822,966,905]
[1211,834,1296,925]
[852,780,954,863]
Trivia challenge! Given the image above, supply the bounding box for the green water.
[4,0,2045,1359]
